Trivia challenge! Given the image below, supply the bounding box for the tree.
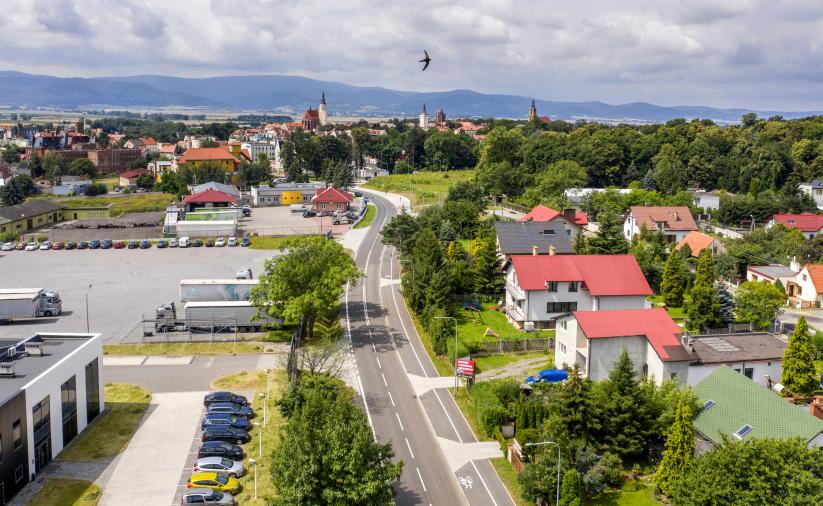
[557,366,601,452]
[1,179,26,205]
[661,252,686,307]
[734,281,785,329]
[179,162,229,185]
[653,144,687,193]
[380,213,419,254]
[653,397,694,496]
[781,316,818,396]
[600,349,652,458]
[68,158,98,178]
[572,230,588,254]
[687,251,723,331]
[134,173,155,191]
[199,139,219,148]
[472,235,503,294]
[237,160,270,187]
[669,438,823,505]
[158,171,187,197]
[519,451,566,505]
[587,211,628,254]
[715,282,735,325]
[331,160,355,189]
[560,468,582,506]
[524,160,588,202]
[642,168,655,190]
[43,152,66,184]
[252,237,360,339]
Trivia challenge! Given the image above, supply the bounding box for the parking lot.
[0,246,278,343]
[240,205,355,236]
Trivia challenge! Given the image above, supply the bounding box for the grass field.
[362,170,475,207]
[354,203,377,229]
[58,383,150,461]
[185,211,236,221]
[490,458,531,506]
[55,193,175,215]
[249,236,299,249]
[647,295,687,319]
[103,341,276,356]
[454,303,555,343]
[27,478,101,506]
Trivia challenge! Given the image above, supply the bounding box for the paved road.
[348,192,513,505]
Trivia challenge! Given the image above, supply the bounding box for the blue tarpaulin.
[525,369,568,384]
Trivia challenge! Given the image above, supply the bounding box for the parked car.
[240,236,250,247]
[65,241,77,250]
[113,241,125,249]
[90,240,102,249]
[140,239,151,249]
[51,241,64,250]
[128,240,139,249]
[178,237,190,248]
[77,241,89,250]
[25,242,39,251]
[168,238,179,248]
[186,472,240,495]
[302,210,317,218]
[236,268,252,280]
[214,237,226,247]
[192,239,204,247]
[207,402,255,418]
[1,242,14,251]
[181,488,235,505]
[204,392,248,406]
[194,457,246,478]
[197,441,243,461]
[157,239,168,248]
[319,211,332,217]
[201,414,251,431]
[15,242,26,250]
[354,191,363,197]
[39,241,52,250]
[241,205,251,217]
[201,425,250,445]
[227,237,237,247]
[101,239,112,249]
[205,239,215,247]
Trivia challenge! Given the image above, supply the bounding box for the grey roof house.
[494,221,574,257]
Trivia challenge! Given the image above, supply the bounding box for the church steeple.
[528,97,537,122]
[419,104,429,130]
[320,91,326,105]
[318,92,328,126]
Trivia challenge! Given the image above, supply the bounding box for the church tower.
[419,104,429,130]
[528,97,537,122]
[318,91,328,126]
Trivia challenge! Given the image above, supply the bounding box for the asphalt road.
[348,192,513,505]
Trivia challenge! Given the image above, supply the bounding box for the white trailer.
[154,300,279,332]
[179,279,259,303]
[0,291,62,323]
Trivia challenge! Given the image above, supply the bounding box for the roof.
[494,221,574,255]
[509,254,652,296]
[159,144,176,153]
[801,180,823,189]
[573,308,692,361]
[770,213,823,233]
[182,189,238,204]
[690,333,787,364]
[178,148,240,164]
[303,109,320,120]
[747,264,798,280]
[119,168,149,179]
[803,264,823,294]
[190,182,240,198]
[139,136,157,145]
[629,206,698,232]
[0,200,64,224]
[518,205,588,226]
[693,366,823,447]
[311,186,353,203]
[674,231,715,257]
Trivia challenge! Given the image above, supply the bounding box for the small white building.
[799,180,823,210]
[241,141,280,165]
[746,263,799,286]
[623,206,698,243]
[692,190,723,212]
[786,264,823,308]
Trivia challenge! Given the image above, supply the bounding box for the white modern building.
[241,141,280,165]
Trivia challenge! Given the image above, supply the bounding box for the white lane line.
[376,356,382,369]
[471,460,499,506]
[381,372,388,386]
[432,388,464,444]
[395,412,405,431]
[388,391,395,407]
[388,251,430,377]
[405,437,415,459]
[371,342,376,352]
[416,467,427,492]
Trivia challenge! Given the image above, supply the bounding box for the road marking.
[432,388,464,444]
[395,412,404,431]
[405,437,415,459]
[376,356,382,369]
[371,342,376,352]
[416,467,427,492]
[381,372,388,386]
[388,251,430,377]
[471,460,499,506]
[459,475,473,489]
[388,391,395,407]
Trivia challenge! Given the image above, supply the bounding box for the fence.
[472,337,553,356]
[500,199,530,214]
[684,322,757,337]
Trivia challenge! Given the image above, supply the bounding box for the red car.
[113,241,125,249]
[15,242,26,250]
[51,242,64,250]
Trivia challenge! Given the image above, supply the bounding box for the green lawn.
[474,352,549,374]
[354,203,377,229]
[55,193,175,215]
[362,170,475,207]
[185,211,235,221]
[103,341,274,356]
[647,295,686,319]
[454,303,555,343]
[490,457,532,506]
[27,478,101,506]
[587,481,661,505]
[57,384,150,461]
[249,236,301,249]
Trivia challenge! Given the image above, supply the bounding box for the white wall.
[793,266,823,303]
[685,360,782,388]
[598,295,650,311]
[526,283,593,322]
[22,334,104,478]
[554,317,582,370]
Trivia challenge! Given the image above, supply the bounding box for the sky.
[2,0,823,111]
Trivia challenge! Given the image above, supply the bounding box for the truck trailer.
[0,289,62,324]
[179,279,258,303]
[155,300,280,332]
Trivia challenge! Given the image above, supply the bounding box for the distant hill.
[0,70,819,123]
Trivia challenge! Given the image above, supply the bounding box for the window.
[702,400,715,411]
[568,282,578,292]
[85,358,100,423]
[14,464,24,483]
[12,420,21,450]
[560,343,567,353]
[670,372,678,380]
[547,302,577,313]
[62,376,78,446]
[734,424,752,439]
[560,320,567,330]
[743,368,754,379]
[547,281,559,292]
[32,396,51,445]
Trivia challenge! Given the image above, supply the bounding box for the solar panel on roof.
[734,424,752,439]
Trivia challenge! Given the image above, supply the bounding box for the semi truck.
[0,289,62,323]
[179,279,258,303]
[154,301,280,332]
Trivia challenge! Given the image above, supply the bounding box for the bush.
[481,405,510,438]
[599,452,625,488]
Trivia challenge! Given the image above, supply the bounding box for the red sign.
[456,358,475,377]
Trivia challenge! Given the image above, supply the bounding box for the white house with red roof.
[786,264,823,308]
[518,205,588,238]
[504,254,652,329]
[118,167,149,187]
[767,213,823,239]
[623,206,698,243]
[181,189,237,213]
[311,186,353,212]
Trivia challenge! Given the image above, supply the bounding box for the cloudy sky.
[2,0,822,110]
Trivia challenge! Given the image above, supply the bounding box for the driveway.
[99,391,206,506]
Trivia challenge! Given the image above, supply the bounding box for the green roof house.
[693,366,823,453]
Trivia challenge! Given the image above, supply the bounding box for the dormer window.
[733,424,752,439]
[542,229,555,235]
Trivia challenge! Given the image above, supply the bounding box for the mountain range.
[0,70,820,123]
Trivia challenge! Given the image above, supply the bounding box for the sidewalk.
[356,187,412,213]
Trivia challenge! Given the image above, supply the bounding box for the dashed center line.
[376,356,382,368]
[416,467,428,492]
[405,437,415,459]
[381,372,388,386]
[388,391,395,407]
[395,412,405,431]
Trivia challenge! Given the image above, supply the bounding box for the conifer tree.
[558,365,601,452]
[781,316,818,396]
[661,252,686,307]
[588,211,629,254]
[715,282,735,325]
[600,349,652,458]
[654,397,694,496]
[687,251,722,331]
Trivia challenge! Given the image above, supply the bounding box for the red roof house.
[674,231,725,257]
[181,189,237,212]
[119,167,149,186]
[178,148,241,172]
[518,205,589,227]
[311,186,353,212]
[624,206,697,243]
[769,213,823,238]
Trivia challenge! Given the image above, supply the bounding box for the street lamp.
[84,284,92,332]
[524,441,561,506]
[248,458,258,498]
[259,391,267,426]
[435,316,459,399]
[253,421,262,459]
[264,368,271,407]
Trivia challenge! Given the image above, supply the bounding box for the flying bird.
[419,50,431,71]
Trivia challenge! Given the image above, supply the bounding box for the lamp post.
[84,284,92,332]
[259,391,267,426]
[264,368,271,407]
[248,458,258,498]
[524,441,561,506]
[435,316,459,398]
[253,421,262,459]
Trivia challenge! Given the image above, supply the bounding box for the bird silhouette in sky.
[419,50,431,71]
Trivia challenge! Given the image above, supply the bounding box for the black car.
[157,239,168,248]
[89,240,101,249]
[140,239,151,249]
[205,239,215,247]
[128,240,139,249]
[240,236,250,247]
[101,239,113,249]
[354,191,363,197]
[197,440,244,461]
[65,241,77,250]
[192,239,204,247]
[204,391,248,406]
[207,402,255,418]
[201,425,250,444]
[77,241,89,250]
[201,413,251,431]
[302,210,316,218]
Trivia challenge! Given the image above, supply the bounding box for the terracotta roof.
[240,149,252,162]
[456,121,480,131]
[518,205,588,226]
[509,254,652,296]
[178,148,240,164]
[771,213,823,233]
[181,189,237,204]
[302,109,320,120]
[139,136,157,145]
[629,206,697,232]
[804,264,823,294]
[159,145,176,153]
[312,186,353,203]
[675,231,715,257]
[119,168,149,179]
[573,308,692,362]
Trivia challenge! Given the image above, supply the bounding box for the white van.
[289,204,307,213]
[179,237,191,248]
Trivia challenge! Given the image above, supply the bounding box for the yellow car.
[187,471,240,495]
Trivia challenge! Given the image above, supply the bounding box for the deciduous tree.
[734,280,785,329]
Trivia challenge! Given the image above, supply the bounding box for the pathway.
[476,355,549,381]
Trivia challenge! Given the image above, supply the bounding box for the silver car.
[1,242,14,251]
[181,487,234,504]
[194,456,246,478]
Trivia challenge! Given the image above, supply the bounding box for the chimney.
[672,211,679,221]
[532,245,538,256]
[563,208,576,221]
[549,245,556,256]
[811,397,823,420]
[790,256,800,273]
